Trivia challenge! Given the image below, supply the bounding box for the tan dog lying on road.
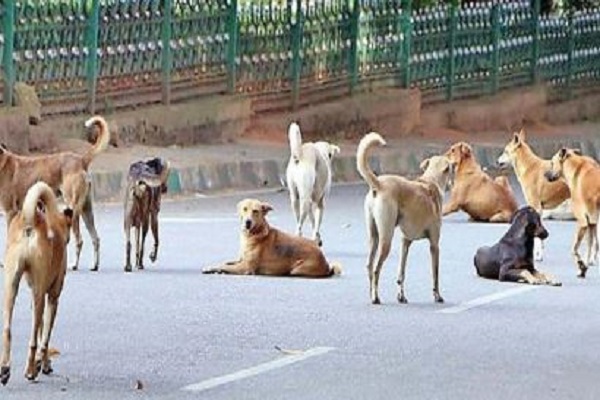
[357,132,453,305]
[497,129,573,260]
[202,198,341,277]
[0,115,109,271]
[1,182,73,385]
[286,122,340,246]
[443,142,518,222]
[545,148,600,278]
[124,158,170,272]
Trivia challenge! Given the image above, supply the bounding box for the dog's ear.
[518,128,526,141]
[419,157,430,171]
[460,143,472,158]
[330,144,341,158]
[558,148,569,160]
[0,143,7,153]
[260,202,273,215]
[572,148,582,156]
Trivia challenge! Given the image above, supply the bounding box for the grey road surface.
[0,184,599,400]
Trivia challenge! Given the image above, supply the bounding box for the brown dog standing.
[202,198,341,277]
[1,182,73,385]
[443,141,518,222]
[0,115,109,271]
[546,148,600,277]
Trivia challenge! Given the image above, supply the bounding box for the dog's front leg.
[124,223,133,272]
[572,225,588,278]
[499,267,540,284]
[532,270,562,287]
[442,197,461,217]
[202,260,256,275]
[149,211,159,263]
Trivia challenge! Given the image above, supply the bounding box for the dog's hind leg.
[365,212,379,304]
[489,210,513,223]
[586,223,598,266]
[396,238,412,304]
[24,291,44,381]
[371,209,395,305]
[149,212,159,263]
[70,215,84,271]
[312,198,324,247]
[81,192,100,271]
[572,225,588,278]
[38,289,60,375]
[1,263,24,385]
[138,218,149,270]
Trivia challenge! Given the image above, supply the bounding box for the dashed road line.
[181,347,335,393]
[437,286,539,314]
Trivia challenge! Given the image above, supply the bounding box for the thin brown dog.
[202,198,341,277]
[0,115,109,271]
[443,141,518,222]
[545,148,600,278]
[1,182,73,385]
[357,132,453,305]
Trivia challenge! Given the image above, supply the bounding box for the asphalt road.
[1,184,599,400]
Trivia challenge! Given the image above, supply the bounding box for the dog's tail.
[22,181,60,234]
[82,115,111,168]
[357,132,386,192]
[288,122,303,163]
[329,262,342,276]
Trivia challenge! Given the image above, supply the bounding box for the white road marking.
[181,346,335,393]
[437,286,539,314]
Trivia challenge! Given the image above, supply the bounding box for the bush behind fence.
[0,0,599,116]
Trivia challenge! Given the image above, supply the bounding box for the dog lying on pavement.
[443,141,518,223]
[1,182,73,385]
[545,148,600,278]
[202,198,341,277]
[357,132,453,304]
[285,122,340,246]
[497,129,573,261]
[474,206,561,285]
[0,115,109,271]
[123,158,170,272]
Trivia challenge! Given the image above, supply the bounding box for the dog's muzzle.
[544,170,559,182]
[537,227,549,240]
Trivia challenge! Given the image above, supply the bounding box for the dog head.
[237,198,273,235]
[420,155,454,192]
[314,141,341,162]
[511,206,548,240]
[545,147,581,182]
[497,128,526,169]
[444,142,473,167]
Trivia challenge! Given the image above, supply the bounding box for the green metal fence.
[1,0,599,115]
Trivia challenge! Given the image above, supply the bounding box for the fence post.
[491,3,500,94]
[291,0,302,110]
[531,0,541,84]
[161,0,173,105]
[446,0,458,101]
[401,0,412,89]
[227,0,238,94]
[348,0,360,94]
[86,0,100,114]
[566,6,574,99]
[2,0,16,106]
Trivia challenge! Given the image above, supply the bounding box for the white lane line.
[181,347,335,393]
[437,286,539,314]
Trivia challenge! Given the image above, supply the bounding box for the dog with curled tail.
[1,182,73,385]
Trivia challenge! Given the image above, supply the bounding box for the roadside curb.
[89,136,600,203]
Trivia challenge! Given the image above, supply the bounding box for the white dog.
[286,122,340,246]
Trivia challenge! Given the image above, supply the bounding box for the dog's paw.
[149,251,158,263]
[70,265,78,271]
[549,280,563,287]
[371,297,381,305]
[124,265,132,273]
[577,261,588,278]
[397,294,408,304]
[202,267,219,274]
[0,366,10,386]
[41,361,53,375]
[434,295,445,303]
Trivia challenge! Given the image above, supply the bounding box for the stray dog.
[443,141,518,222]
[497,129,573,260]
[285,122,340,246]
[1,182,73,385]
[0,115,109,271]
[545,148,600,278]
[124,158,170,272]
[474,206,561,285]
[202,198,341,277]
[357,132,453,304]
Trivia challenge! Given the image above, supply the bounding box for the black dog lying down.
[474,206,561,286]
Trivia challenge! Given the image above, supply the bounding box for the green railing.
[1,0,599,115]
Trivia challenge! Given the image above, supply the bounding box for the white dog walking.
[286,122,340,246]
